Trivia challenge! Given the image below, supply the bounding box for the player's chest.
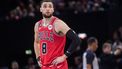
[38,25,54,42]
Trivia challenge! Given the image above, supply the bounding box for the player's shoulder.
[34,22,39,29]
[54,17,65,24]
[54,18,67,28]
[34,20,42,30]
[57,19,65,23]
[35,19,42,26]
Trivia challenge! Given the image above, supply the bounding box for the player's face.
[40,2,54,18]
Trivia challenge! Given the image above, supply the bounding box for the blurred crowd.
[4,0,112,21]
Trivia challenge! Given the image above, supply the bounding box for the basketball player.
[83,37,99,69]
[34,0,81,69]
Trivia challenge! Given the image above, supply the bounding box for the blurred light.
[78,33,87,39]
[25,49,32,55]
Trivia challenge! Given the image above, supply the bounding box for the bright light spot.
[25,49,32,55]
[78,33,87,39]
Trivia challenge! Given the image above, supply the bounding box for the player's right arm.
[34,22,41,66]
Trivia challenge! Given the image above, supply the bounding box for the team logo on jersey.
[38,31,54,42]
[48,25,53,30]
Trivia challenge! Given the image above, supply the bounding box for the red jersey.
[38,16,66,65]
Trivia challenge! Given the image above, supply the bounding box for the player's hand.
[52,54,67,66]
[37,56,42,67]
[37,60,42,67]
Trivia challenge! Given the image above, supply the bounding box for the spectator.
[74,56,82,69]
[11,61,19,69]
[24,57,37,69]
[100,41,122,69]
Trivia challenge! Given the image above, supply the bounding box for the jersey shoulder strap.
[50,16,57,25]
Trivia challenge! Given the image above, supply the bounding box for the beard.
[43,13,53,18]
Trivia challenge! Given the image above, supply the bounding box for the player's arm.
[52,19,81,65]
[34,22,41,66]
[55,19,81,57]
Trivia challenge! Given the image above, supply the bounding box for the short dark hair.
[40,0,53,5]
[87,37,97,45]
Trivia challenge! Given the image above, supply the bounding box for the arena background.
[0,0,122,68]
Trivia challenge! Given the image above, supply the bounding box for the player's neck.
[43,16,53,26]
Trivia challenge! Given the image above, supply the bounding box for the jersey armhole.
[52,19,66,37]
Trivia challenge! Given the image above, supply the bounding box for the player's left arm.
[56,20,81,58]
[52,19,81,65]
